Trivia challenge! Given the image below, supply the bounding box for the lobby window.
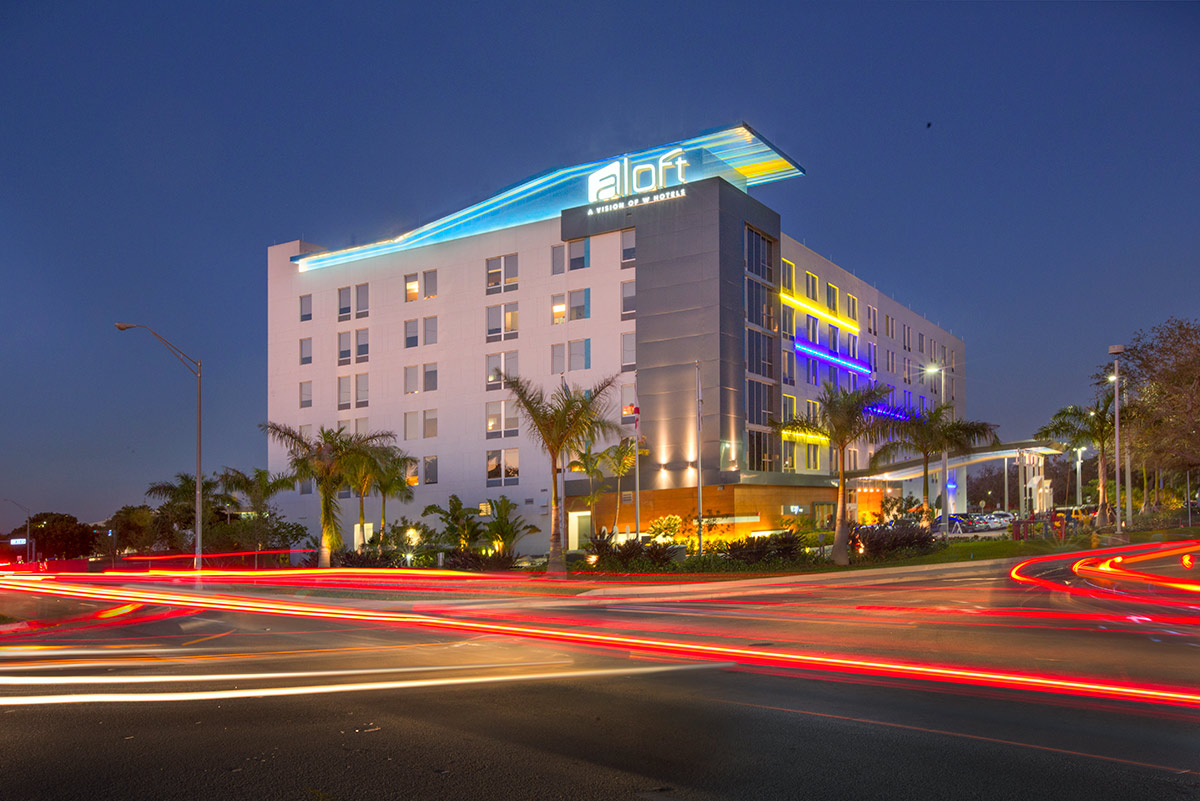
[424,409,438,438]
[805,272,818,301]
[781,259,795,293]
[782,351,796,386]
[568,338,591,371]
[355,374,368,408]
[337,332,351,366]
[486,351,517,390]
[781,306,794,341]
[404,365,419,394]
[486,448,519,487]
[405,320,418,348]
[806,315,819,344]
[299,381,312,409]
[621,281,636,319]
[423,362,438,392]
[355,329,369,363]
[621,228,636,264]
[486,400,519,439]
[299,294,312,322]
[551,294,566,325]
[338,287,351,321]
[568,238,589,270]
[299,338,312,365]
[356,284,369,318]
[424,316,437,346]
[424,455,438,485]
[826,283,839,313]
[404,411,419,441]
[745,227,773,283]
[846,294,858,321]
[828,325,839,354]
[621,384,637,423]
[569,289,590,321]
[423,270,437,299]
[551,244,565,275]
[337,376,351,411]
[621,332,635,371]
[405,274,419,302]
[551,343,564,375]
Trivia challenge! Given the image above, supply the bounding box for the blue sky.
[1,1,1196,530]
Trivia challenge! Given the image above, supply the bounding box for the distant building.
[266,124,965,550]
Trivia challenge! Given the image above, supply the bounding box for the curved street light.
[115,323,203,571]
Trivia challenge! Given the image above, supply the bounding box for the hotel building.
[266,124,965,550]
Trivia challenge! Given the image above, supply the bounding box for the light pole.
[927,364,950,538]
[1075,447,1086,507]
[116,323,203,571]
[1109,345,1124,534]
[2,498,32,563]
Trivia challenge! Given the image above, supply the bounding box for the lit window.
[299,338,312,365]
[486,400,518,438]
[355,284,369,318]
[806,316,819,344]
[781,306,794,341]
[299,295,312,322]
[503,254,518,289]
[568,289,589,321]
[423,270,437,299]
[486,257,502,294]
[338,287,351,321]
[299,381,312,409]
[355,329,368,363]
[355,374,368,408]
[781,259,794,293]
[805,443,820,471]
[503,302,518,338]
[551,294,566,325]
[405,460,418,486]
[621,228,636,263]
[486,448,519,487]
[569,339,591,371]
[405,274,418,302]
[621,384,637,422]
[621,333,635,370]
[783,394,796,420]
[423,409,437,438]
[568,238,589,270]
[846,294,858,321]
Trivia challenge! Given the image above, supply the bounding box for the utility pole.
[695,360,703,556]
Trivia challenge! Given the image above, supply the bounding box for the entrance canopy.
[852,439,1065,483]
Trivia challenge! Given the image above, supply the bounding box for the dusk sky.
[1,2,1196,531]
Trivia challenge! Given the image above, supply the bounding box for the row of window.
[311,449,516,494]
[299,284,369,323]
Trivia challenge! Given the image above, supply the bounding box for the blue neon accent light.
[794,341,873,376]
[865,405,911,421]
[295,123,804,272]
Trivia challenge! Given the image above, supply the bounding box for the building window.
[746,430,777,472]
[621,384,637,423]
[918,331,925,354]
[568,238,589,271]
[746,330,776,379]
[745,277,775,331]
[355,329,369,363]
[338,287,351,321]
[884,313,894,338]
[404,365,419,394]
[568,339,591,371]
[486,254,517,293]
[868,342,877,370]
[806,315,819,344]
[551,343,564,375]
[805,272,818,301]
[621,332,635,371]
[405,460,419,486]
[423,362,438,392]
[356,284,369,318]
[806,357,819,386]
[621,281,636,319]
[424,456,438,485]
[551,294,566,325]
[551,244,565,275]
[487,448,519,487]
[300,424,312,440]
[299,294,312,322]
[903,324,912,351]
[826,283,838,312]
[355,374,368,408]
[828,325,839,354]
[489,303,518,340]
[846,294,858,321]
[919,395,927,413]
[423,270,437,299]
[745,227,774,282]
[782,351,796,386]
[486,351,517,390]
[805,443,820,471]
[405,320,418,348]
[849,449,859,471]
[424,409,437,438]
[745,379,774,426]
[887,350,896,373]
[424,316,437,346]
[355,417,368,434]
[486,400,519,438]
[299,381,312,408]
[783,440,796,473]
[299,477,313,495]
[903,357,912,384]
[337,376,351,410]
[866,305,877,334]
[782,394,796,421]
[337,331,351,365]
[621,228,636,263]
[806,399,819,421]
[569,289,590,321]
[781,259,795,293]
[299,338,312,365]
[504,303,518,338]
[829,365,840,390]
[781,306,794,341]
[405,274,418,302]
[848,333,858,361]
[848,372,858,391]
[404,411,419,441]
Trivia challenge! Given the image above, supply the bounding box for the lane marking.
[181,629,237,646]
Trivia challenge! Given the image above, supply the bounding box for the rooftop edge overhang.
[293,122,803,272]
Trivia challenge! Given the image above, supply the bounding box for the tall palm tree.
[342,445,410,551]
[1035,391,1116,524]
[567,440,606,538]
[775,383,905,566]
[260,422,396,567]
[506,374,620,573]
[219,467,296,519]
[373,448,417,535]
[602,435,647,536]
[872,403,999,515]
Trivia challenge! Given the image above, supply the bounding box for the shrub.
[851,521,940,559]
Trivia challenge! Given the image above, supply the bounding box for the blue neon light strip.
[794,341,873,376]
[295,123,803,272]
[865,405,911,421]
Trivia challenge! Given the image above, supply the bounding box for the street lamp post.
[927,364,950,538]
[2,498,32,563]
[116,323,203,571]
[1076,447,1085,507]
[1109,345,1124,534]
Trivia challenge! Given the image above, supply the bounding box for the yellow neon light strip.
[782,431,830,444]
[779,291,860,333]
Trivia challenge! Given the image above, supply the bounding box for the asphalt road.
[2,558,1199,800]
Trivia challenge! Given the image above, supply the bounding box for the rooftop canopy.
[853,439,1067,483]
[295,122,803,272]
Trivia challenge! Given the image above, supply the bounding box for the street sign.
[10,538,27,545]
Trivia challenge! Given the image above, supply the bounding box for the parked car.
[986,511,1015,529]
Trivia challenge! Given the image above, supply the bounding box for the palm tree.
[567,441,606,539]
[872,403,998,516]
[1035,391,1116,524]
[260,422,396,567]
[373,448,417,535]
[506,374,620,573]
[775,383,905,566]
[146,472,230,549]
[483,495,540,556]
[220,467,296,519]
[422,494,485,551]
[602,435,647,536]
[342,445,411,552]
